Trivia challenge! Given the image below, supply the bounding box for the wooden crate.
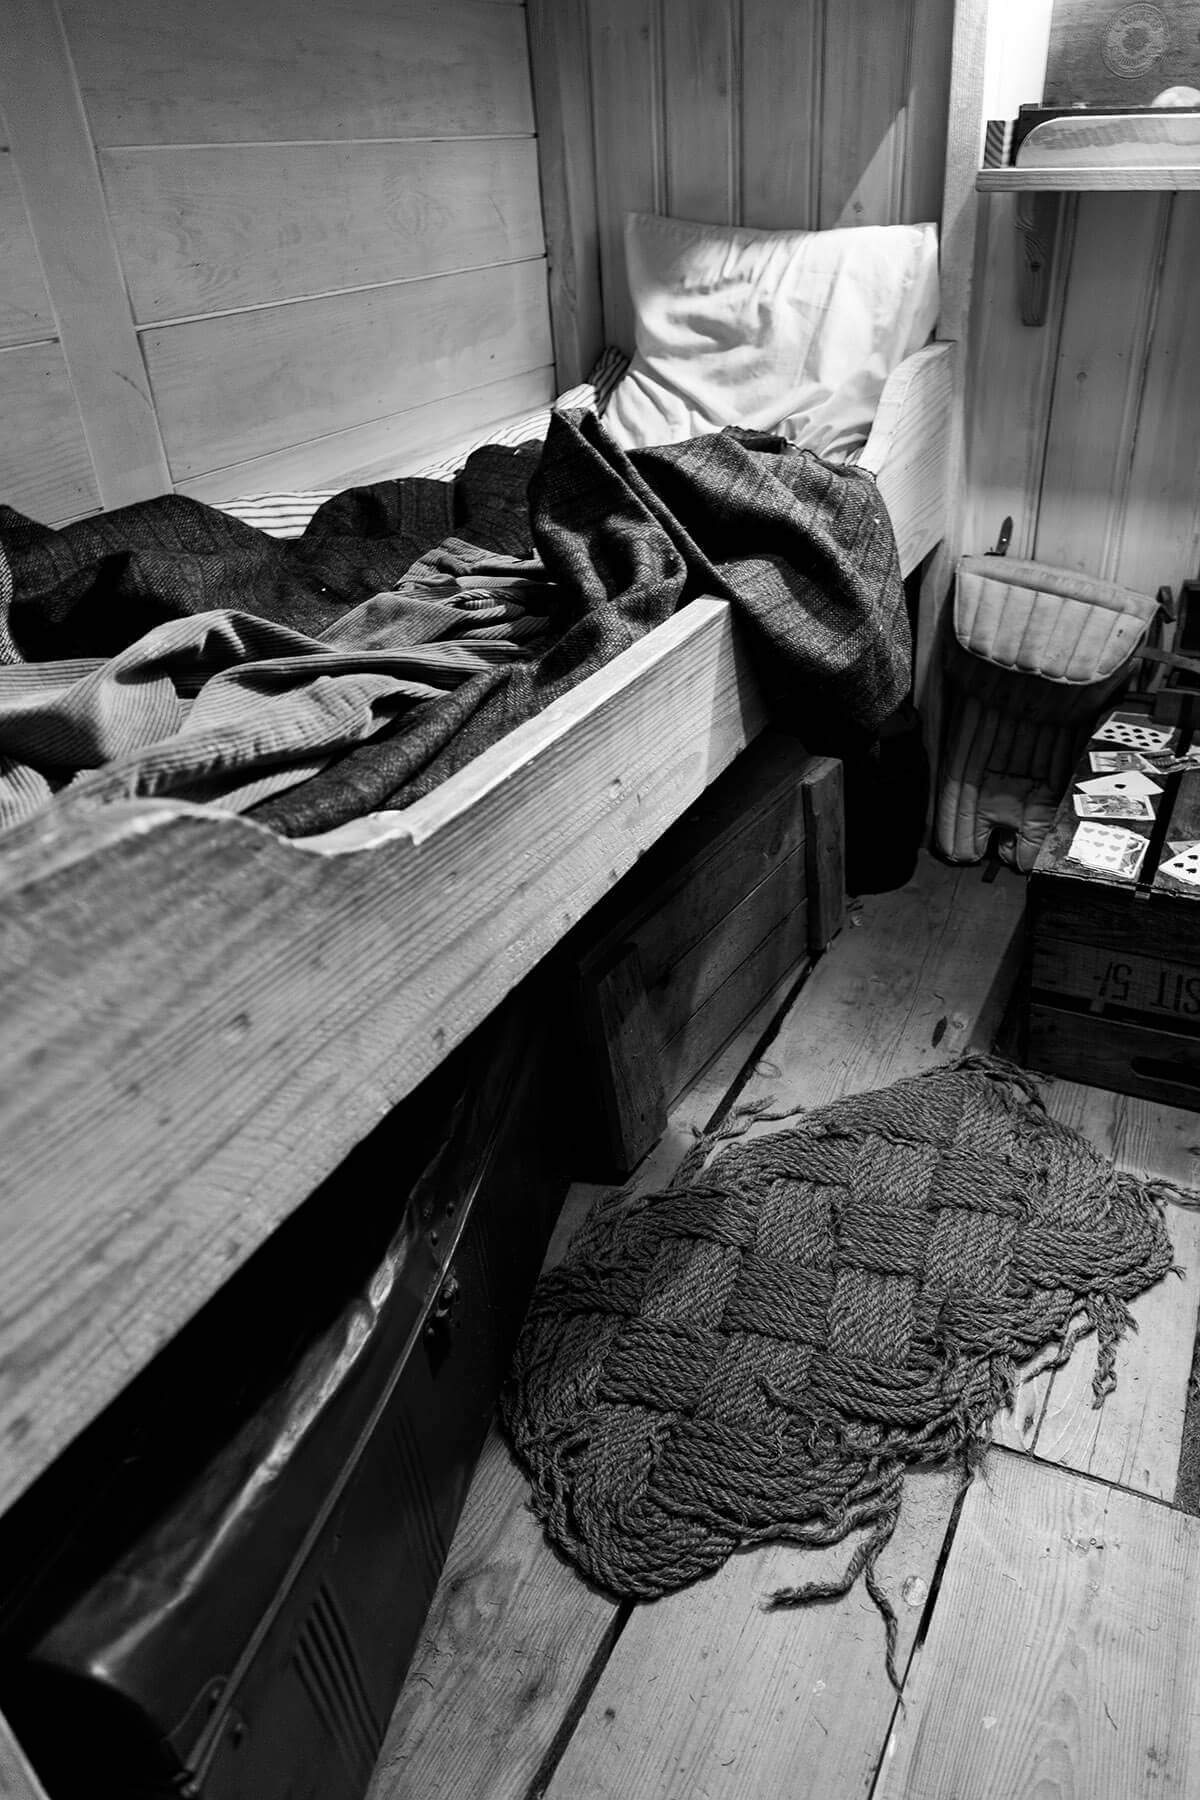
[1023,703,1200,1109]
[572,734,844,1173]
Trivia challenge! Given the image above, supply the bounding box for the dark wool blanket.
[0,412,910,837]
[501,1056,1180,1683]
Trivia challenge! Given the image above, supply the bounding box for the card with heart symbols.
[1067,821,1148,880]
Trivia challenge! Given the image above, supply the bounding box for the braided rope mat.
[502,1055,1179,1674]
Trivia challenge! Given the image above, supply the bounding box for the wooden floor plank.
[372,855,1200,1800]
[1023,1082,1200,1500]
[1042,1079,1200,1188]
[366,1420,616,1800]
[372,858,1028,1797]
[368,954,812,1800]
[1030,1205,1200,1501]
[875,1452,1200,1800]
[990,1351,1057,1456]
[733,859,1025,1120]
[530,859,1025,1798]
[738,858,1049,1465]
[542,1469,961,1800]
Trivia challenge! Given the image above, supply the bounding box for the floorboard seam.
[989,1438,1190,1514]
[1175,1310,1200,1516]
[864,1463,974,1799]
[704,961,817,1129]
[523,1601,634,1800]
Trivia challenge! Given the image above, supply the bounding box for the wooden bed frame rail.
[0,599,766,1515]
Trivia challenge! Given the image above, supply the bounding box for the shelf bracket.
[1014,191,1062,326]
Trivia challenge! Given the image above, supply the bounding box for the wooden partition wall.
[942,0,1200,603]
[529,0,957,384]
[959,190,1200,598]
[0,0,553,521]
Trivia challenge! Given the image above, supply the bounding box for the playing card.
[1092,717,1175,752]
[1074,792,1156,820]
[1158,845,1200,887]
[1088,749,1156,773]
[1148,753,1200,776]
[1077,771,1163,800]
[1067,821,1147,879]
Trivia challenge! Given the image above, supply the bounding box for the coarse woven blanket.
[501,1055,1180,1681]
[0,411,910,838]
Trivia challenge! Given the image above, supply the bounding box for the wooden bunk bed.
[0,7,962,1790]
[0,338,953,1528]
[0,352,953,1799]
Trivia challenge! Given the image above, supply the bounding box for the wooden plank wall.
[945,0,1200,604]
[0,0,552,517]
[959,189,1200,600]
[528,0,956,382]
[0,92,101,526]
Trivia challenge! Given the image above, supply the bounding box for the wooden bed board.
[0,597,767,1515]
[0,303,955,1509]
[0,243,952,1546]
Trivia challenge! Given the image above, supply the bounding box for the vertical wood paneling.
[528,0,604,386]
[551,0,958,355]
[902,0,955,225]
[1113,196,1200,595]
[588,0,665,351]
[818,0,912,228]
[0,0,551,501]
[0,150,55,348]
[1034,194,1168,579]
[958,191,1075,563]
[740,0,822,229]
[949,5,1200,634]
[662,0,738,223]
[936,0,989,345]
[0,0,170,509]
[0,343,102,522]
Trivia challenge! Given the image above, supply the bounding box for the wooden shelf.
[978,165,1200,192]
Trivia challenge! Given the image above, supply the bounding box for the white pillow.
[604,212,940,460]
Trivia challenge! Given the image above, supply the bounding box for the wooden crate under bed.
[573,733,844,1173]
